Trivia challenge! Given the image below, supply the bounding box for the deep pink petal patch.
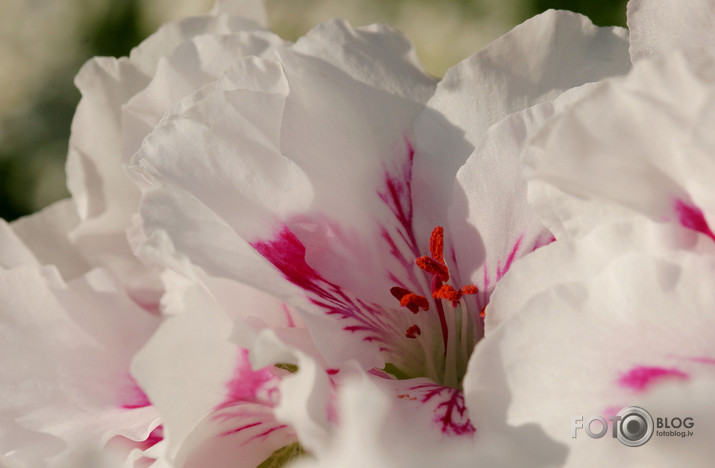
[618,366,689,393]
[208,349,295,448]
[252,226,397,349]
[120,375,152,409]
[223,349,277,405]
[674,199,715,240]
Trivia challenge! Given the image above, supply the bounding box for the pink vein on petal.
[282,303,296,328]
[618,366,689,393]
[245,424,289,443]
[496,235,523,282]
[674,199,715,240]
[688,356,715,366]
[378,135,424,293]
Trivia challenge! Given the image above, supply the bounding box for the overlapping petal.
[412,10,630,240]
[465,219,715,466]
[131,279,300,467]
[65,0,273,298]
[525,50,715,241]
[0,251,160,466]
[411,10,631,311]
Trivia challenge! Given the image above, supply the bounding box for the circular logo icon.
[617,406,654,447]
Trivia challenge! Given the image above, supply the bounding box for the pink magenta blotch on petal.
[120,376,152,409]
[252,224,400,348]
[208,350,295,446]
[223,349,276,405]
[618,366,689,393]
[674,199,715,240]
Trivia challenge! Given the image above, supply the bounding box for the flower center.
[389,226,480,387]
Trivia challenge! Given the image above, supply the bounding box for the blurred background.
[0,0,627,221]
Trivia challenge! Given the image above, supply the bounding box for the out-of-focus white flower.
[64,0,274,304]
[525,0,715,243]
[466,218,715,467]
[130,4,630,465]
[461,2,715,466]
[1,1,283,466]
[0,209,161,467]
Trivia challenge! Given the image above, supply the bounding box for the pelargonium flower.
[130,4,631,465]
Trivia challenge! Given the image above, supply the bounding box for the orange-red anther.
[390,287,411,300]
[416,256,449,282]
[401,294,429,313]
[390,286,429,313]
[405,324,422,338]
[479,307,486,318]
[429,226,445,263]
[433,283,479,307]
[433,284,461,306]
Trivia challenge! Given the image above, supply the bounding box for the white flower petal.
[0,266,159,466]
[1,220,40,269]
[486,218,715,331]
[131,284,236,462]
[526,51,715,240]
[123,30,284,168]
[447,84,601,307]
[8,200,90,279]
[252,330,335,456]
[288,371,470,468]
[67,10,271,295]
[465,220,715,466]
[129,14,265,76]
[628,0,715,62]
[290,19,436,102]
[412,10,630,239]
